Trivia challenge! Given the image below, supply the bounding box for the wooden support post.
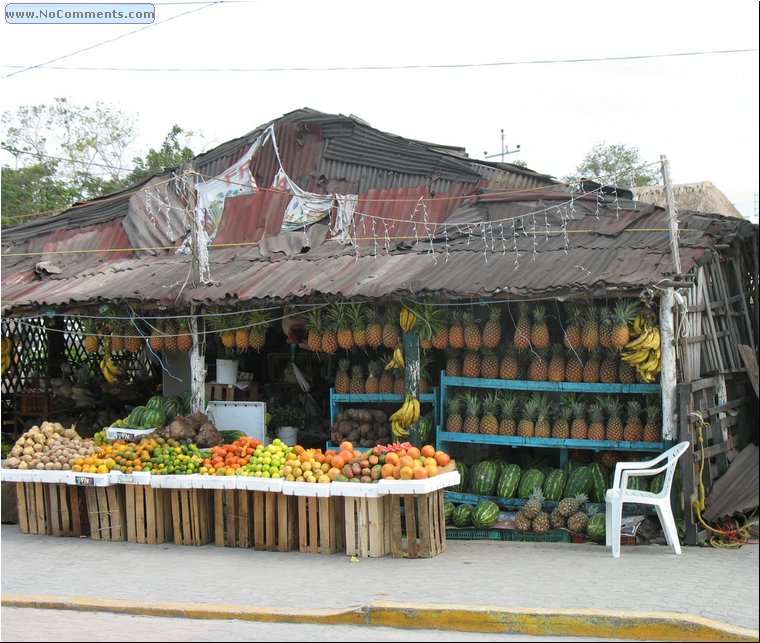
[403,325,421,446]
[660,290,678,441]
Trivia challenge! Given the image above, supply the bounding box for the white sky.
[1,0,758,221]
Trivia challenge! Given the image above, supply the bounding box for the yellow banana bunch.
[1,337,13,375]
[99,356,124,383]
[389,394,420,431]
[621,323,662,379]
[391,419,409,438]
[384,347,406,370]
[631,313,643,338]
[399,306,418,332]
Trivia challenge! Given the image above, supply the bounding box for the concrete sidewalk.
[1,525,758,640]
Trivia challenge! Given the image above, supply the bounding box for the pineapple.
[417,302,442,350]
[557,493,586,518]
[514,511,533,532]
[532,511,551,534]
[83,319,101,354]
[482,306,502,348]
[581,306,600,349]
[335,358,351,394]
[498,392,519,436]
[304,308,324,352]
[219,328,235,350]
[600,349,619,384]
[533,393,552,438]
[567,510,589,534]
[110,320,125,353]
[462,350,481,379]
[517,395,537,437]
[582,346,602,383]
[599,307,613,349]
[530,305,550,348]
[321,314,338,354]
[347,303,367,348]
[618,358,638,384]
[513,303,532,350]
[419,353,432,394]
[527,347,549,381]
[522,488,544,519]
[479,392,499,435]
[611,299,639,350]
[549,507,566,529]
[547,343,566,382]
[448,308,465,349]
[149,322,165,352]
[563,305,583,350]
[177,320,192,352]
[247,311,269,351]
[551,403,571,439]
[382,305,400,349]
[445,349,462,377]
[393,367,405,394]
[365,307,383,348]
[446,395,464,433]
[643,398,662,442]
[430,307,450,350]
[463,311,482,350]
[587,401,606,441]
[349,364,365,395]
[125,330,143,354]
[480,348,499,379]
[378,367,394,394]
[569,397,588,440]
[604,396,625,442]
[462,392,481,434]
[365,360,381,394]
[624,400,644,442]
[565,348,585,382]
[330,305,354,351]
[164,321,178,352]
[235,315,249,351]
[500,346,521,380]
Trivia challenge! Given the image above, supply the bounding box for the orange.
[385,452,400,466]
[381,463,396,478]
[331,455,345,470]
[339,441,354,453]
[413,466,429,479]
[399,454,414,469]
[423,457,437,468]
[435,451,451,467]
[406,446,420,459]
[399,466,414,480]
[421,444,436,458]
[425,464,439,477]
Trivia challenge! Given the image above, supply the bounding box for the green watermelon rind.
[496,464,521,499]
[146,395,164,410]
[452,462,469,493]
[452,504,474,528]
[444,501,455,524]
[518,468,546,499]
[564,466,593,498]
[470,461,499,496]
[586,513,606,540]
[543,469,567,502]
[588,462,609,504]
[472,501,500,529]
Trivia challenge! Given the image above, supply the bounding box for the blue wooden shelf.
[437,431,667,452]
[329,388,440,435]
[441,373,661,394]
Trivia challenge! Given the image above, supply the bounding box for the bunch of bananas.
[621,316,661,382]
[384,347,405,370]
[1,337,13,375]
[390,394,420,438]
[99,355,125,382]
[399,306,418,332]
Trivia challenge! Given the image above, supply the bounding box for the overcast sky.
[1,0,758,221]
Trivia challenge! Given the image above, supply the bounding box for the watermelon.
[588,462,609,504]
[452,504,473,527]
[141,407,165,429]
[127,405,148,428]
[496,464,521,499]
[444,502,455,524]
[650,472,666,495]
[163,395,183,420]
[470,461,499,496]
[564,466,593,498]
[586,513,606,541]
[562,458,582,477]
[472,501,500,529]
[179,390,192,414]
[518,468,546,499]
[543,468,567,502]
[146,395,164,410]
[626,475,650,492]
[451,462,469,493]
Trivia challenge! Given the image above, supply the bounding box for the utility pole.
[186,172,207,413]
[484,129,520,162]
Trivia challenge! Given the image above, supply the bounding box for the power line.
[1,48,756,75]
[1,2,223,80]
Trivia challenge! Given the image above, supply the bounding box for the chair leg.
[655,505,682,555]
[609,500,622,558]
[605,502,612,547]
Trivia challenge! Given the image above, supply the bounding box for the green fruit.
[586,513,606,540]
[496,464,521,499]
[452,504,474,527]
[472,500,500,529]
[444,502,455,524]
[470,461,499,496]
[542,469,567,502]
[564,466,593,498]
[518,468,546,499]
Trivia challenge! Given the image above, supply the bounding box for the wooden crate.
[387,490,447,558]
[297,496,345,555]
[170,488,214,546]
[47,484,87,537]
[344,496,391,558]
[123,485,172,544]
[205,383,259,402]
[252,490,297,552]
[15,481,49,535]
[213,489,253,548]
[85,486,126,541]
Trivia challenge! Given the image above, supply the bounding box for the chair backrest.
[656,441,691,499]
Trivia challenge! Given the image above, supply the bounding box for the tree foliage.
[1,163,80,226]
[564,142,659,187]
[127,125,195,184]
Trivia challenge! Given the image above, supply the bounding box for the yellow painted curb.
[3,594,758,642]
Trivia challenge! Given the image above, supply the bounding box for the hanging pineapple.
[365,308,383,349]
[347,303,367,348]
[328,305,353,351]
[304,308,324,353]
[382,305,400,349]
[162,320,178,352]
[148,320,166,352]
[611,299,639,350]
[110,319,125,353]
[481,306,502,348]
[82,318,101,354]
[248,311,270,351]
[430,306,450,350]
[177,319,193,352]
[124,324,143,354]
[530,305,550,348]
[448,308,465,349]
[463,311,482,350]
[513,303,532,350]
[321,312,338,354]
[335,358,351,394]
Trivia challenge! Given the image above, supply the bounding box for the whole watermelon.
[452,504,474,527]
[650,472,666,495]
[496,464,521,499]
[587,462,609,504]
[162,395,183,420]
[543,469,567,502]
[179,390,192,414]
[127,405,148,428]
[472,501,500,529]
[518,468,546,499]
[586,513,606,541]
[146,395,164,410]
[470,461,499,496]
[444,501,455,525]
[451,462,469,493]
[564,466,593,498]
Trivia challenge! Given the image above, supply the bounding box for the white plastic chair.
[605,441,690,558]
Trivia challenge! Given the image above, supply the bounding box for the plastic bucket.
[276,426,299,446]
[216,359,238,385]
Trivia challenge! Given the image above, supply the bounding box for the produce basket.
[501,529,571,543]
[445,528,502,541]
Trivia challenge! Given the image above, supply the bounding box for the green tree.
[565,142,659,187]
[1,163,80,226]
[127,125,195,184]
